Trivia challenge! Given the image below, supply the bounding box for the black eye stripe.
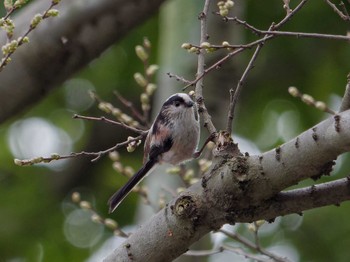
[163,95,185,107]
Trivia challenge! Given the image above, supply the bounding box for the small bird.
[108,93,200,213]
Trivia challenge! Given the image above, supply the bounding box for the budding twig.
[183,0,311,91]
[113,90,146,124]
[71,192,128,237]
[14,135,145,166]
[73,114,147,135]
[219,227,291,262]
[288,86,336,114]
[325,0,350,21]
[225,1,309,133]
[0,0,60,71]
[194,0,217,135]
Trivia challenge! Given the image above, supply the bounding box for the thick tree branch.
[104,109,350,261]
[0,0,165,123]
[251,177,350,221]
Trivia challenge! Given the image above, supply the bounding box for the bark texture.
[104,110,350,261]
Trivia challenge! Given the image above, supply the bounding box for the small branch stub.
[172,194,202,231]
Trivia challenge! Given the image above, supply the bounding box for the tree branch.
[194,0,217,135]
[0,0,165,123]
[252,177,350,221]
[104,109,350,261]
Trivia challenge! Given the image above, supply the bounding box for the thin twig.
[219,229,291,262]
[226,43,263,133]
[14,135,145,166]
[339,73,350,112]
[230,16,350,41]
[184,0,310,92]
[194,0,217,135]
[253,222,261,250]
[167,72,192,85]
[73,114,147,135]
[183,47,249,90]
[222,244,271,262]
[325,0,350,21]
[247,29,350,41]
[186,245,270,262]
[226,0,310,133]
[274,0,309,28]
[0,1,59,71]
[339,2,350,19]
[71,192,129,238]
[113,91,146,124]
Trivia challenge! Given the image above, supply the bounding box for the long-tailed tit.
[108,93,200,213]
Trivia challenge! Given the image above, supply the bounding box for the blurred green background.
[1,0,350,261]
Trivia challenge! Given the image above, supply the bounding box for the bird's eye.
[174,101,181,107]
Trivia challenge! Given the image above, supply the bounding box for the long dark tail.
[108,158,156,213]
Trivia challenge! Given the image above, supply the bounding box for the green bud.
[142,103,150,112]
[4,0,13,11]
[222,41,230,47]
[217,1,225,7]
[126,144,136,153]
[200,42,211,49]
[14,0,28,8]
[189,46,198,53]
[134,72,147,87]
[206,47,216,53]
[181,43,191,49]
[32,156,43,164]
[146,83,157,96]
[109,151,120,161]
[45,9,59,17]
[247,223,257,232]
[146,64,159,76]
[184,169,194,181]
[91,213,103,223]
[130,120,140,127]
[104,218,118,230]
[52,0,61,4]
[111,107,121,117]
[79,201,92,210]
[14,158,24,166]
[140,93,149,104]
[71,192,81,203]
[120,113,133,124]
[20,36,29,44]
[143,37,151,49]
[50,153,60,159]
[189,178,199,185]
[113,162,124,173]
[219,8,229,16]
[315,101,327,111]
[288,86,299,97]
[98,102,113,113]
[255,220,265,227]
[166,166,181,174]
[124,166,135,177]
[30,14,43,29]
[176,187,186,194]
[225,0,234,9]
[135,45,148,61]
[301,94,315,105]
